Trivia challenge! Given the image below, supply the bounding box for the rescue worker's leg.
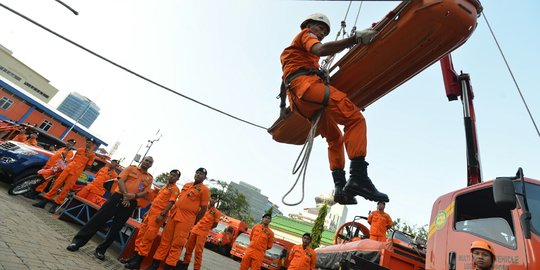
[76,185,91,199]
[163,223,190,267]
[35,179,50,193]
[95,200,137,256]
[239,249,254,270]
[52,173,78,205]
[318,113,357,205]
[182,232,197,266]
[152,219,177,263]
[68,193,122,250]
[192,233,207,270]
[33,171,69,208]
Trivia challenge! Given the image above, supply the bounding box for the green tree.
[265,206,274,217]
[154,172,169,185]
[392,218,428,240]
[310,203,328,249]
[209,181,255,226]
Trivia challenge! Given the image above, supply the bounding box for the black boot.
[332,170,357,205]
[343,158,389,202]
[48,202,59,214]
[32,198,49,208]
[119,253,137,264]
[162,264,175,270]
[145,260,161,270]
[125,253,144,269]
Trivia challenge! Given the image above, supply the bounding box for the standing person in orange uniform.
[471,240,495,270]
[148,168,210,270]
[66,156,154,261]
[77,160,119,200]
[25,132,39,146]
[33,139,76,195]
[240,214,275,270]
[13,128,27,142]
[287,233,317,270]
[280,13,388,205]
[367,201,392,242]
[123,169,181,269]
[179,194,222,270]
[33,137,96,213]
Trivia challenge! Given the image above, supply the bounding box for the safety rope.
[281,110,323,206]
[0,3,268,131]
[482,11,540,139]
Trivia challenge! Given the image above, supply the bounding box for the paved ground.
[0,181,240,270]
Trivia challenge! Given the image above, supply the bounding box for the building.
[288,193,348,231]
[270,215,335,246]
[228,181,282,220]
[0,76,107,149]
[0,44,59,103]
[57,92,100,128]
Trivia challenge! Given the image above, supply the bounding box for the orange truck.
[262,238,295,270]
[205,215,248,256]
[230,232,250,261]
[292,0,539,269]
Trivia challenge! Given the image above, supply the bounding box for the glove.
[354,28,377,45]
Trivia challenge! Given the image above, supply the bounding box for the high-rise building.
[57,92,100,128]
[228,181,282,220]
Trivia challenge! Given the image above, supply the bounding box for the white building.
[288,193,348,231]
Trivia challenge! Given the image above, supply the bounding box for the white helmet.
[300,13,331,35]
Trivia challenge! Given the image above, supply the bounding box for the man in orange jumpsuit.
[240,213,275,270]
[471,240,495,270]
[77,159,119,200]
[123,169,181,269]
[66,156,154,261]
[13,128,27,142]
[25,132,39,146]
[148,168,210,270]
[179,194,221,270]
[33,139,75,195]
[280,13,388,204]
[367,201,392,241]
[217,226,234,254]
[33,137,96,213]
[288,233,317,270]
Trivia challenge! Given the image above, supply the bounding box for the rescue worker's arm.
[156,201,175,222]
[310,250,317,270]
[367,211,373,225]
[267,232,274,250]
[386,214,393,230]
[195,205,208,225]
[310,36,355,56]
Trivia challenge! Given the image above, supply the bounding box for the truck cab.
[230,232,250,261]
[427,177,539,269]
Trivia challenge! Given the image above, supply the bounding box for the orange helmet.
[470,240,496,257]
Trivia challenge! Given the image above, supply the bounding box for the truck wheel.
[8,174,43,196]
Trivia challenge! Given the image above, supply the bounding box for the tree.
[209,181,255,226]
[265,206,274,217]
[310,203,328,249]
[154,172,169,185]
[392,218,428,240]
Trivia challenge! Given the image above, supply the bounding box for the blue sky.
[0,0,538,228]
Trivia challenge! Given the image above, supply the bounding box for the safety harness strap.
[278,69,330,108]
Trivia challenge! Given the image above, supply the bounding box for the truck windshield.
[234,233,250,247]
[265,245,285,259]
[212,222,227,233]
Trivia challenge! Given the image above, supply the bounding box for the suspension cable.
[0,3,268,130]
[482,11,540,139]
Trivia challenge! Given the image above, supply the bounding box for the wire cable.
[0,3,268,130]
[482,11,540,139]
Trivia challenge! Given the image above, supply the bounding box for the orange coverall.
[240,224,274,270]
[281,28,367,170]
[35,147,73,193]
[153,182,210,267]
[77,166,118,198]
[218,230,233,246]
[13,133,27,142]
[183,206,222,269]
[133,183,179,256]
[26,138,38,146]
[368,210,392,242]
[287,244,317,270]
[43,147,95,205]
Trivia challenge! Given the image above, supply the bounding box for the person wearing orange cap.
[287,233,316,270]
[77,160,119,199]
[148,168,210,270]
[178,194,221,270]
[32,139,75,196]
[33,137,96,213]
[367,201,392,242]
[240,213,275,270]
[66,156,154,261]
[123,169,181,269]
[280,13,388,205]
[25,132,39,146]
[471,240,495,270]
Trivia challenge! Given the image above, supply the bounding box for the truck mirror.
[493,177,517,210]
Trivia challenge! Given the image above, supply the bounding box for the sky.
[0,0,538,229]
